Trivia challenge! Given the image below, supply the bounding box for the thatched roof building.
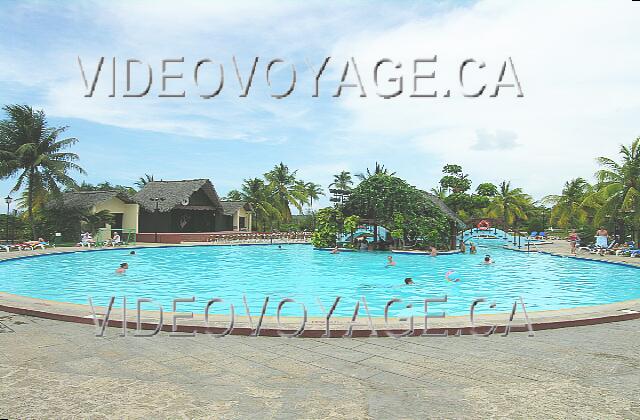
[51,190,139,234]
[56,190,135,210]
[134,179,255,233]
[220,201,253,215]
[134,179,222,213]
[422,192,466,228]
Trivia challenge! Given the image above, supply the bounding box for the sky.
[1,0,639,211]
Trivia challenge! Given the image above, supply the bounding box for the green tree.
[311,207,340,248]
[72,181,135,196]
[439,164,471,194]
[240,178,281,231]
[476,182,499,197]
[0,105,85,238]
[329,171,354,191]
[343,174,451,248]
[224,189,243,201]
[264,162,305,221]
[355,162,395,181]
[486,181,532,229]
[588,137,640,241]
[542,178,591,228]
[304,181,324,208]
[134,174,154,189]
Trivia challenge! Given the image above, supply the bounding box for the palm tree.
[355,162,395,181]
[588,137,640,240]
[135,174,154,189]
[224,190,243,201]
[240,178,281,231]
[264,162,305,221]
[430,186,447,200]
[542,178,591,228]
[0,105,85,237]
[80,209,114,234]
[329,171,354,191]
[304,181,324,209]
[487,181,532,229]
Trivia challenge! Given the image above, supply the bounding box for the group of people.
[458,240,477,254]
[568,227,610,255]
[77,231,123,247]
[115,250,136,274]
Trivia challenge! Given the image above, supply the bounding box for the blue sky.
[1,0,639,211]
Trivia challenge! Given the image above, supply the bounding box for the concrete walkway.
[1,310,639,418]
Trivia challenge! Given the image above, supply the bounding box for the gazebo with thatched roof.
[134,179,223,233]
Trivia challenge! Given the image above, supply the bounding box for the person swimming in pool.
[469,242,477,254]
[387,255,396,266]
[331,245,339,254]
[483,255,494,264]
[129,250,136,255]
[404,277,414,285]
[115,262,129,274]
[430,247,438,257]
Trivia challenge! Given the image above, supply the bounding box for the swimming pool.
[1,244,638,317]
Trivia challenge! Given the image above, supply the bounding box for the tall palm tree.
[542,178,591,228]
[355,162,395,181]
[487,181,532,228]
[329,171,354,191]
[240,178,280,231]
[0,105,85,237]
[134,174,154,189]
[264,162,305,221]
[304,181,324,209]
[588,138,640,239]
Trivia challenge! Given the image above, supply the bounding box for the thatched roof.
[220,201,253,216]
[134,179,222,212]
[56,190,135,210]
[422,192,466,227]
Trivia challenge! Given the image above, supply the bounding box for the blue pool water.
[0,244,638,317]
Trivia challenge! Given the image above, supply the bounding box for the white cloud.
[1,0,639,202]
[329,0,640,199]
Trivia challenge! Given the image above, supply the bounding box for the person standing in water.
[387,255,396,266]
[115,262,129,274]
[459,240,466,254]
[469,242,477,254]
[430,247,437,257]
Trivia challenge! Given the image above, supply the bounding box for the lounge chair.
[578,243,596,253]
[590,241,617,255]
[17,240,50,250]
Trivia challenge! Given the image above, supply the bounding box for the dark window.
[112,213,123,230]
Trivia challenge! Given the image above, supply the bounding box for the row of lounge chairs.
[579,241,640,257]
[1,240,50,252]
[207,232,312,244]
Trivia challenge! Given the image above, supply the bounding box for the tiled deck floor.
[1,310,639,418]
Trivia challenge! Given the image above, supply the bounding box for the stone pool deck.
[1,310,639,418]
[1,242,640,418]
